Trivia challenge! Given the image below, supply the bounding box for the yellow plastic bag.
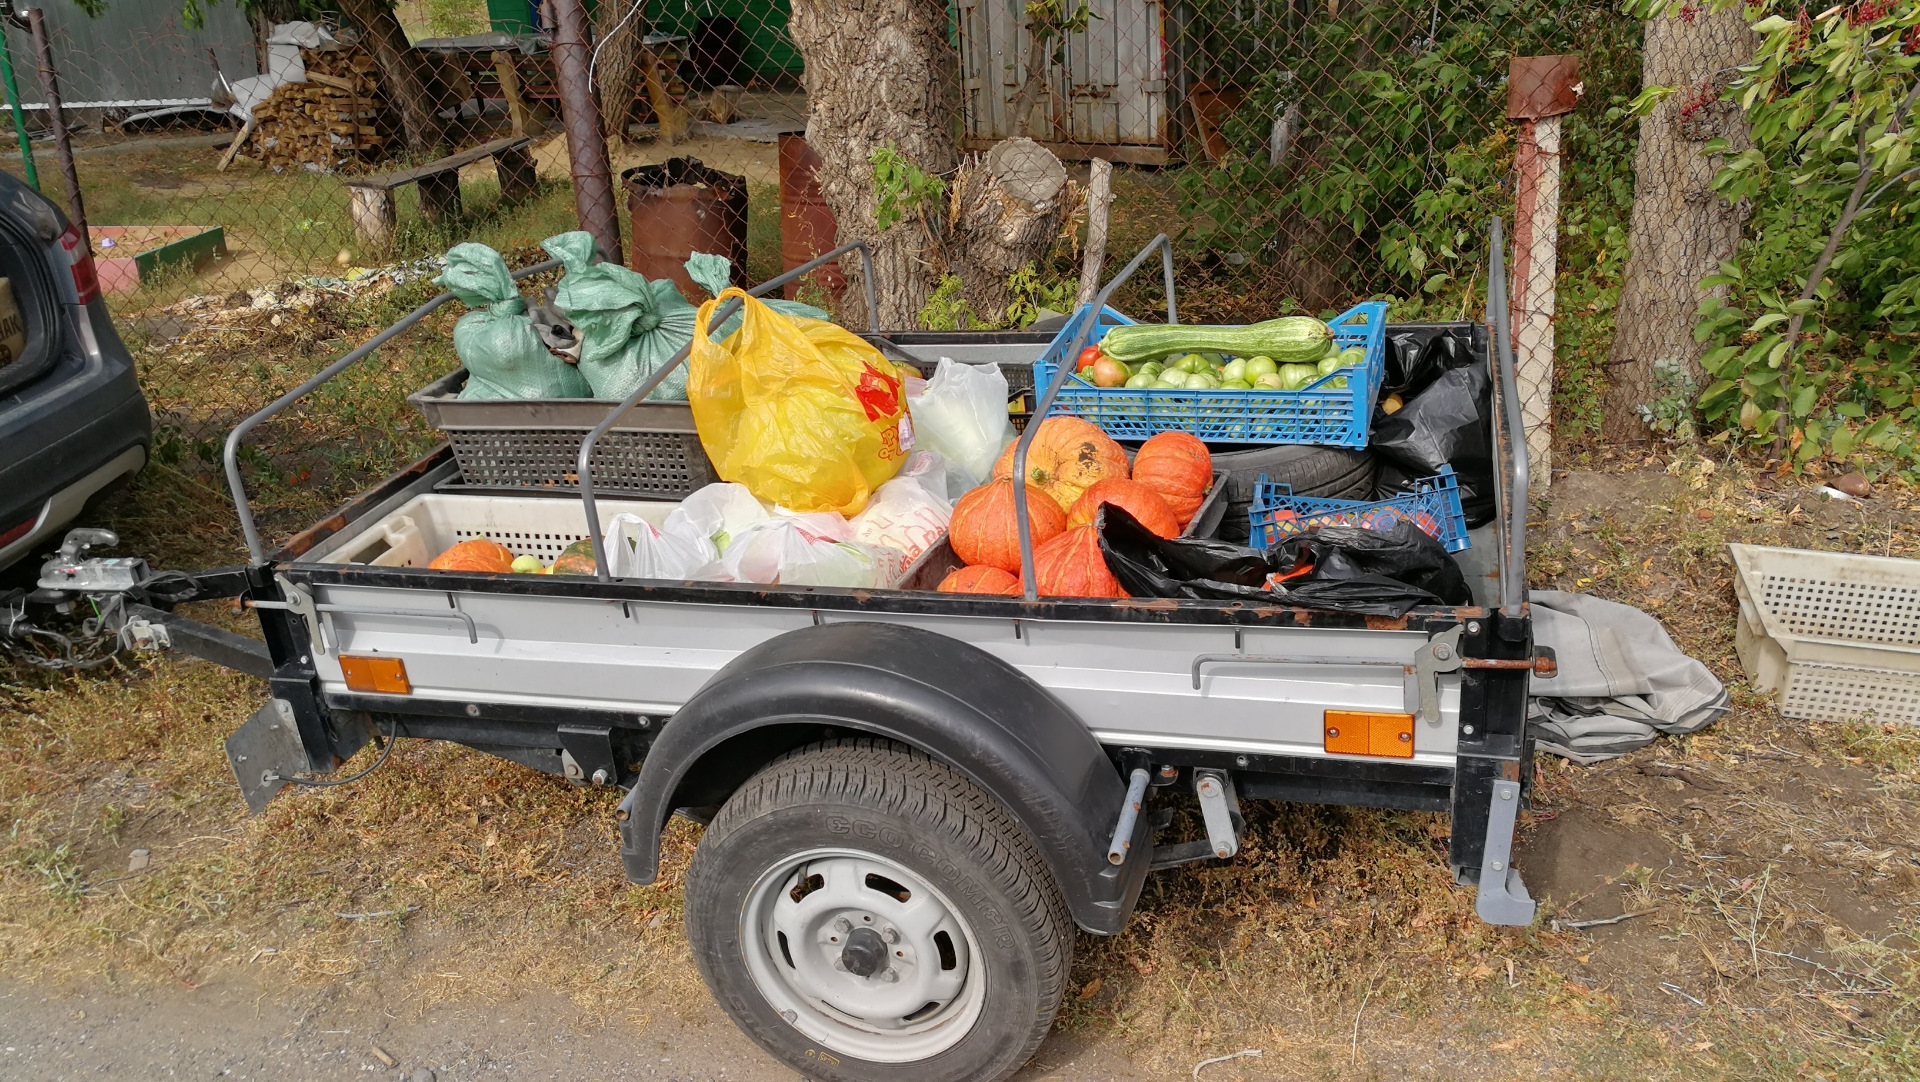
[687,288,911,516]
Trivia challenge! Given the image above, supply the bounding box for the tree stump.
[348,186,395,247]
[946,137,1069,324]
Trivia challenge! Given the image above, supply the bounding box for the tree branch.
[1775,76,1920,445]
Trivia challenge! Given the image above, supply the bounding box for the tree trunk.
[1601,7,1757,442]
[338,0,445,154]
[1008,30,1050,139]
[595,0,644,153]
[787,4,1074,329]
[786,0,962,329]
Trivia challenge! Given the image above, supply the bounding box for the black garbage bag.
[1371,361,1497,527]
[1097,507,1470,617]
[1383,324,1477,399]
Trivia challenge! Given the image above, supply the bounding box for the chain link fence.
[0,0,1666,558]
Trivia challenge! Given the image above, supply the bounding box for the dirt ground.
[4,443,1919,1082]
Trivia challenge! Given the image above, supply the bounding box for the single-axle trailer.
[24,230,1550,1082]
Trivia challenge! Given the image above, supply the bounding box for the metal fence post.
[549,0,621,266]
[1506,55,1580,492]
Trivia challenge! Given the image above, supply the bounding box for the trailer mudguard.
[615,621,1151,935]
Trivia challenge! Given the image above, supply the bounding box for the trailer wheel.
[685,738,1071,1082]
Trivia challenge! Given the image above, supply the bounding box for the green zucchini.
[1098,316,1333,365]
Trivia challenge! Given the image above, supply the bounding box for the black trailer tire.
[1210,443,1377,542]
[684,738,1072,1082]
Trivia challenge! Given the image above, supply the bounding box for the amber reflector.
[1323,710,1414,759]
[340,654,410,695]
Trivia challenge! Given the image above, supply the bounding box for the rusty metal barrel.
[622,157,749,299]
[778,134,844,300]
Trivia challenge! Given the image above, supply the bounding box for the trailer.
[15,232,1549,1082]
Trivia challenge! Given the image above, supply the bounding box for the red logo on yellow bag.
[854,362,903,422]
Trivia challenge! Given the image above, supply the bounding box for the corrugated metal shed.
[1,1,257,110]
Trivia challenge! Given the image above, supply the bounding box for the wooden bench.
[346,135,538,246]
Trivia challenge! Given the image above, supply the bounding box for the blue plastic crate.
[1028,300,1389,447]
[1249,465,1471,553]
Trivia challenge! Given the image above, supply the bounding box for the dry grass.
[6,278,1920,1082]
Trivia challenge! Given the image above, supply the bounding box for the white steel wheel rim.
[739,846,986,1063]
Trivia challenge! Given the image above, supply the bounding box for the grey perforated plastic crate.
[1729,543,1920,723]
[407,369,717,498]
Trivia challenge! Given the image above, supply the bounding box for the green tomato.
[1124,372,1154,388]
[1152,378,1185,389]
[1253,373,1285,390]
[1181,371,1215,390]
[1339,346,1367,366]
[1139,361,1164,377]
[1220,358,1249,383]
[1220,379,1253,390]
[1325,376,1348,389]
[1279,363,1319,390]
[1244,356,1278,378]
[1317,356,1345,376]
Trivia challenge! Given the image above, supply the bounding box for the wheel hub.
[840,926,888,978]
[740,849,985,1063]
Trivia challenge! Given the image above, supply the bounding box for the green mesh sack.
[438,243,592,400]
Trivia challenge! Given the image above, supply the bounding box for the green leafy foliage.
[1675,0,1920,467]
[869,144,947,234]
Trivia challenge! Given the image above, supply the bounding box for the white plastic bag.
[661,483,771,554]
[699,516,895,588]
[907,358,1016,499]
[602,513,711,580]
[850,451,951,566]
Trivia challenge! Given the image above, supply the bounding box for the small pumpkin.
[950,480,1067,574]
[1067,478,1181,538]
[549,538,600,576]
[936,565,1021,595]
[1130,431,1213,525]
[991,417,1129,511]
[1033,525,1127,598]
[428,538,516,572]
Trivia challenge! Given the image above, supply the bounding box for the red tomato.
[1076,345,1104,370]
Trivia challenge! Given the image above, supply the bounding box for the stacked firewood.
[248,46,395,171]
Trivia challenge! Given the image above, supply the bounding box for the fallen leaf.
[1077,977,1101,1001]
[1490,1039,1522,1052]
[1469,963,1494,980]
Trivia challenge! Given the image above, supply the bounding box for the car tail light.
[0,512,38,549]
[58,224,98,303]
[339,654,411,694]
[1324,710,1415,758]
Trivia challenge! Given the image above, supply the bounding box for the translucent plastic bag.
[698,515,895,588]
[660,482,770,554]
[439,243,592,400]
[906,358,1015,498]
[850,451,951,565]
[602,513,711,580]
[687,287,911,516]
[543,231,698,402]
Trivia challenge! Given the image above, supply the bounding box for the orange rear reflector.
[1324,710,1414,758]
[340,654,411,695]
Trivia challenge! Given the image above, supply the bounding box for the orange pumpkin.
[428,538,516,572]
[1067,478,1181,538]
[950,480,1067,574]
[1034,525,1127,598]
[936,565,1021,595]
[1131,431,1213,525]
[992,417,1129,511]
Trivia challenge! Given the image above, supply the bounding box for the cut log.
[348,186,395,246]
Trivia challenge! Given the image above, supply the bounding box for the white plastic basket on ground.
[1729,543,1920,724]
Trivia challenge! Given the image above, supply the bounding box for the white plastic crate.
[321,493,676,568]
[1728,543,1920,723]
